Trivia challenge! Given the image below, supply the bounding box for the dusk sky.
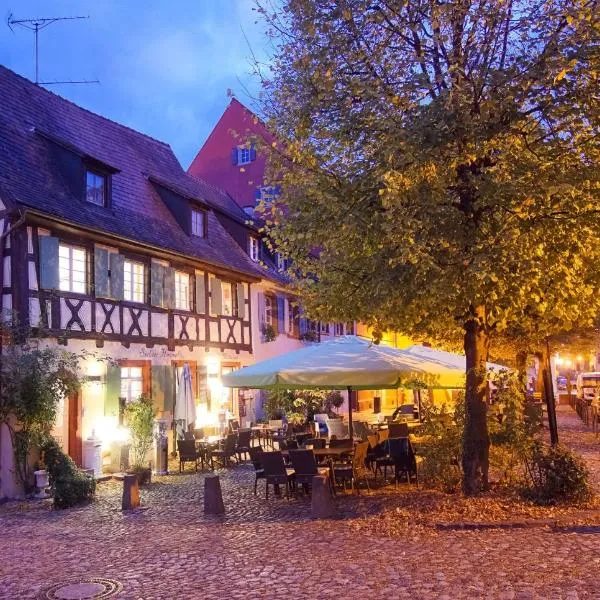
[0,0,269,167]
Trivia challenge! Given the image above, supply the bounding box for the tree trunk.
[462,305,490,495]
[541,340,559,446]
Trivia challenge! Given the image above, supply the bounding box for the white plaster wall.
[29,297,41,327]
[3,255,10,286]
[28,261,38,290]
[152,312,168,338]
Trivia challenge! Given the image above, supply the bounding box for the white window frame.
[175,271,191,311]
[249,237,259,262]
[85,169,107,206]
[124,260,145,303]
[264,295,273,326]
[59,244,87,294]
[276,253,285,272]
[120,367,143,403]
[191,208,205,237]
[237,147,251,165]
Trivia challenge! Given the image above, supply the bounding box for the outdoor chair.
[365,434,380,471]
[353,421,370,441]
[313,414,328,436]
[229,419,240,434]
[374,439,395,482]
[210,434,237,469]
[295,432,312,447]
[281,439,299,450]
[261,451,295,500]
[183,431,195,441]
[177,439,201,473]
[288,449,330,495]
[388,437,422,487]
[329,438,353,449]
[248,445,265,495]
[193,428,205,440]
[378,429,389,444]
[333,441,370,494]
[236,429,252,461]
[388,422,409,438]
[326,419,348,439]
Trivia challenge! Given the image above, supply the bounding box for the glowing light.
[195,403,217,428]
[577,355,583,361]
[555,358,563,366]
[565,359,572,367]
[93,416,130,444]
[206,356,220,376]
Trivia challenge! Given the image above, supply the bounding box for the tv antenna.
[7,13,98,86]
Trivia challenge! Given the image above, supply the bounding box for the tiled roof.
[0,65,275,280]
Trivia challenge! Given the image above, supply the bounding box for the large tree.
[257,0,600,493]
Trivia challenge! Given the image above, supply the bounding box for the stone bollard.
[204,474,225,515]
[122,474,140,511]
[311,475,334,519]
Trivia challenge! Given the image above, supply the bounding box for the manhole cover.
[37,578,123,600]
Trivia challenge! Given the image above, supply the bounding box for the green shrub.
[40,437,96,509]
[522,442,590,505]
[124,394,155,469]
[418,402,463,492]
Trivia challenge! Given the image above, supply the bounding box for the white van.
[576,372,600,401]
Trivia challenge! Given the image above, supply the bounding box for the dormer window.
[249,236,259,262]
[191,208,206,237]
[86,169,108,206]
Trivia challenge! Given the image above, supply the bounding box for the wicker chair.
[288,449,329,494]
[333,441,370,493]
[261,451,295,500]
[210,434,237,469]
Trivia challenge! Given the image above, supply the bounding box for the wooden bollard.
[204,474,225,514]
[122,474,140,511]
[311,475,334,519]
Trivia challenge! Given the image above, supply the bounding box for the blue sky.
[0,0,268,167]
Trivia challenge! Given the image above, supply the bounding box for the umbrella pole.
[347,386,354,439]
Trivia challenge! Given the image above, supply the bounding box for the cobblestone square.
[2,407,600,600]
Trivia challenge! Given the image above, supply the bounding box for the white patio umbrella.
[174,363,196,436]
[403,345,507,374]
[221,336,468,437]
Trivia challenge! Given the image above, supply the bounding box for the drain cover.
[37,578,123,600]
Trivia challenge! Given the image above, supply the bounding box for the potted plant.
[124,395,155,485]
[33,451,50,499]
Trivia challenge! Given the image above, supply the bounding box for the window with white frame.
[85,169,107,206]
[249,236,259,262]
[175,271,190,310]
[59,244,86,293]
[237,147,251,165]
[222,282,238,317]
[191,208,205,237]
[264,294,273,326]
[276,253,285,272]
[120,366,143,403]
[124,260,145,303]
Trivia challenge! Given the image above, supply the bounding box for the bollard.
[311,475,334,519]
[204,474,225,514]
[122,474,140,511]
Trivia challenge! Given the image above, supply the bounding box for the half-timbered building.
[0,65,291,472]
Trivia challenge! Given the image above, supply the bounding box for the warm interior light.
[565,359,572,367]
[206,356,220,376]
[93,416,130,444]
[555,358,563,366]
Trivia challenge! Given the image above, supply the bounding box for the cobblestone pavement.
[2,407,600,600]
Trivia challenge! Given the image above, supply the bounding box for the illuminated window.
[222,282,238,317]
[191,208,205,237]
[264,295,273,326]
[175,271,190,310]
[86,170,107,206]
[249,237,259,262]
[59,244,86,294]
[124,260,145,303]
[120,367,143,403]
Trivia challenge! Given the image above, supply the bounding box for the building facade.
[0,67,309,494]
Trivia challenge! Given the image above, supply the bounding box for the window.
[222,282,238,317]
[320,322,329,335]
[249,237,259,262]
[191,208,205,237]
[237,147,251,165]
[257,186,279,205]
[175,271,190,310]
[288,303,299,337]
[264,294,273,326]
[86,170,107,206]
[120,366,143,403]
[276,253,285,272]
[59,244,86,293]
[124,260,145,303]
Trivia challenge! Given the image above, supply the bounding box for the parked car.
[576,372,600,402]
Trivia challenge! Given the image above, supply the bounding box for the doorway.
[68,391,82,466]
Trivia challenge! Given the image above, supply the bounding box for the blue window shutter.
[195,273,206,314]
[236,283,246,320]
[151,261,164,307]
[109,253,124,300]
[39,236,59,290]
[255,188,262,201]
[105,363,121,417]
[163,267,175,309]
[230,148,238,165]
[211,278,222,315]
[250,147,257,161]
[277,296,285,334]
[94,247,109,297]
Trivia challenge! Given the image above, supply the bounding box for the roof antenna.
[7,13,99,86]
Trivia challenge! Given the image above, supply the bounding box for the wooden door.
[68,391,82,466]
